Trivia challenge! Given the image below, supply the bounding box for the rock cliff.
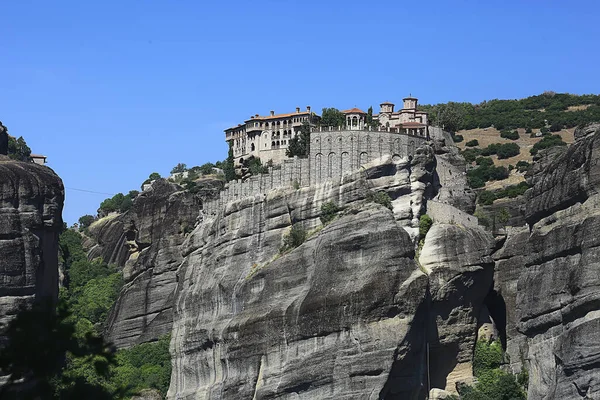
[495,123,600,399]
[87,178,222,348]
[0,156,64,346]
[167,147,495,398]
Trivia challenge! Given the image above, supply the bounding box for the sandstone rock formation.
[495,123,600,399]
[0,157,64,346]
[166,145,495,398]
[87,178,222,348]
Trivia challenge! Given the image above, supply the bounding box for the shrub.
[478,190,496,205]
[170,163,187,174]
[476,157,494,167]
[525,127,533,133]
[496,143,520,159]
[320,202,340,225]
[78,215,95,231]
[419,214,433,238]
[500,130,520,140]
[366,191,392,209]
[453,134,464,143]
[247,158,268,175]
[462,148,482,163]
[530,134,567,155]
[465,139,479,147]
[516,161,530,172]
[197,162,215,175]
[281,224,307,252]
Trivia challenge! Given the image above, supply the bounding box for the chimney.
[296,107,300,113]
[250,116,254,119]
[307,106,311,112]
[270,110,275,116]
[255,114,259,117]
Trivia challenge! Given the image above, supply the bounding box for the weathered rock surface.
[0,158,64,345]
[495,123,600,399]
[167,146,495,399]
[420,223,495,393]
[91,178,222,348]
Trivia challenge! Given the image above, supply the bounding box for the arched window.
[251,143,255,151]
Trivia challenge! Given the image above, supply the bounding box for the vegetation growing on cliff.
[459,339,526,400]
[420,92,600,131]
[286,121,311,158]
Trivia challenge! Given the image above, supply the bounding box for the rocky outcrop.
[90,178,222,348]
[495,123,600,399]
[167,146,495,399]
[0,157,64,345]
[420,223,495,393]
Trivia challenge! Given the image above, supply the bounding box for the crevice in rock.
[483,289,507,350]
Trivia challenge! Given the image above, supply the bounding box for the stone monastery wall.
[203,129,429,215]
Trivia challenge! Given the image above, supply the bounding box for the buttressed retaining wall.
[204,129,429,215]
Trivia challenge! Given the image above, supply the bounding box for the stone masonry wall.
[204,129,429,215]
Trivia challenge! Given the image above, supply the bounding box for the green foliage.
[516,160,530,173]
[7,135,32,161]
[99,191,138,214]
[476,157,494,167]
[461,148,482,163]
[77,215,95,231]
[55,229,170,398]
[246,157,268,175]
[110,335,172,397]
[71,272,123,325]
[280,224,307,253]
[530,134,567,155]
[287,122,311,158]
[458,339,526,400]
[223,141,237,182]
[170,163,187,174]
[142,172,161,189]
[197,162,215,175]
[420,92,600,132]
[465,139,479,147]
[474,210,491,228]
[473,339,504,376]
[467,161,509,188]
[480,143,520,159]
[320,202,340,225]
[419,214,433,238]
[500,130,520,140]
[320,107,346,127]
[453,134,464,143]
[0,298,117,399]
[477,182,530,204]
[366,191,393,209]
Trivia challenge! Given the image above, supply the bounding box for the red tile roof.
[401,122,426,128]
[341,107,366,114]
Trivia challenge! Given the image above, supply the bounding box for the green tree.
[223,142,237,182]
[439,102,464,133]
[78,215,95,232]
[0,298,116,400]
[170,163,187,174]
[7,136,32,162]
[320,108,346,127]
[320,202,340,225]
[286,122,311,158]
[466,139,479,147]
[419,214,433,239]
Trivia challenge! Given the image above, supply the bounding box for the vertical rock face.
[167,145,496,399]
[0,158,64,344]
[495,124,600,400]
[90,179,222,348]
[420,224,495,393]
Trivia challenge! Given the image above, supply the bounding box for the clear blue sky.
[1,0,599,224]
